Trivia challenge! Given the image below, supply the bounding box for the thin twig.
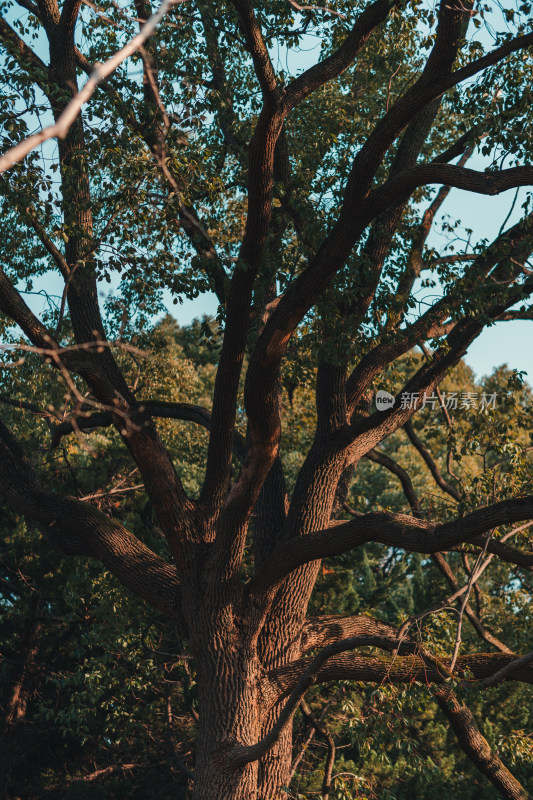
[286,0,347,20]
[0,0,183,174]
[449,531,492,673]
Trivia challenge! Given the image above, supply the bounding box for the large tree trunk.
[252,449,352,798]
[185,576,262,800]
[191,648,261,800]
[257,716,293,800]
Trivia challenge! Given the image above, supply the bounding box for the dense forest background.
[1,315,532,799]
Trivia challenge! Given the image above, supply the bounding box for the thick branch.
[282,0,397,112]
[231,636,400,767]
[301,613,398,653]
[231,0,277,101]
[482,650,533,689]
[36,0,60,29]
[240,26,533,528]
[0,418,181,617]
[368,164,533,218]
[474,536,533,569]
[270,651,533,703]
[0,16,49,91]
[250,497,533,595]
[58,0,81,34]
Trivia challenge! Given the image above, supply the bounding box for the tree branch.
[472,535,533,569]
[0,0,178,174]
[48,400,247,460]
[300,698,336,800]
[0,268,197,560]
[345,211,533,415]
[269,651,533,704]
[365,448,422,514]
[231,0,277,102]
[282,0,398,113]
[249,496,533,596]
[198,0,282,519]
[367,163,533,218]
[238,21,533,528]
[58,0,82,34]
[434,687,531,800]
[0,16,49,92]
[0,418,181,617]
[301,613,399,653]
[230,635,401,767]
[404,420,461,501]
[36,0,60,29]
[482,650,533,689]
[14,0,41,17]
[431,552,512,654]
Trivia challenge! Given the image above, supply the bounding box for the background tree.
[1,0,533,799]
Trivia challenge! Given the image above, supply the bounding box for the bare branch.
[431,553,512,654]
[365,448,422,514]
[48,399,247,460]
[24,210,70,279]
[300,698,336,800]
[449,532,493,672]
[0,0,180,174]
[286,0,346,20]
[404,420,461,501]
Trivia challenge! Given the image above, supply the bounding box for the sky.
[422,181,532,381]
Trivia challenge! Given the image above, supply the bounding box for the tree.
[1,0,533,797]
